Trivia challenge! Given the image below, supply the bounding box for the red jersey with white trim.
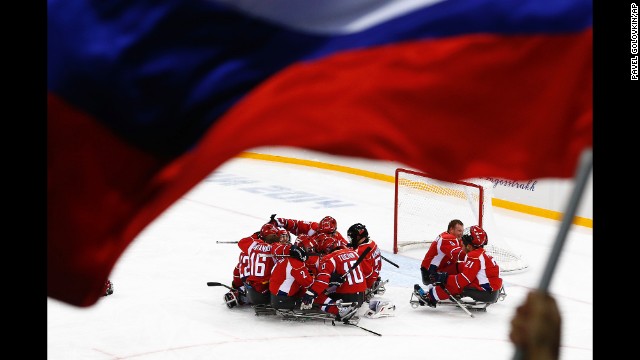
[310,248,371,295]
[435,247,503,298]
[232,249,249,289]
[275,217,348,248]
[269,256,314,297]
[274,217,319,236]
[353,239,381,288]
[304,255,321,277]
[420,232,463,275]
[293,234,322,275]
[238,234,276,293]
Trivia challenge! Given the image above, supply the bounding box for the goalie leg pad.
[364,300,396,318]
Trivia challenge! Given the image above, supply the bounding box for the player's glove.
[324,272,345,294]
[328,272,345,288]
[301,289,317,310]
[421,265,438,284]
[429,272,448,286]
[289,245,308,262]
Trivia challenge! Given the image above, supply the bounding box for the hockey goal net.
[393,168,528,273]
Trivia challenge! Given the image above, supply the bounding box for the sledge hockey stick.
[311,248,372,303]
[206,281,234,290]
[341,322,382,336]
[273,252,323,258]
[341,247,372,281]
[216,215,277,244]
[381,255,399,268]
[512,149,592,360]
[206,282,246,296]
[320,247,372,296]
[311,301,355,307]
[441,286,474,318]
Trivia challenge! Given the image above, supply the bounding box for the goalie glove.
[300,289,317,310]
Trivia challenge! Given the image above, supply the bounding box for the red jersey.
[274,217,319,236]
[269,256,314,297]
[276,217,348,247]
[232,249,249,289]
[353,239,381,288]
[421,232,463,275]
[238,235,276,293]
[310,248,370,295]
[435,247,503,298]
[294,234,321,276]
[304,254,321,277]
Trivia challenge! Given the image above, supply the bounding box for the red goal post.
[393,168,528,273]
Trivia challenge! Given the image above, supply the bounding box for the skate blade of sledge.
[253,304,277,316]
[409,292,491,312]
[436,300,491,312]
[275,308,339,322]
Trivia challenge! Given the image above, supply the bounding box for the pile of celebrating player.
[222,214,504,321]
[224,215,387,322]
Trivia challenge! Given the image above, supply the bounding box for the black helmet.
[347,223,368,248]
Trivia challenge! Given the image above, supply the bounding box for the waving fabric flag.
[48,0,592,306]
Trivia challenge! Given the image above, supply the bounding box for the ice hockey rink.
[47,154,593,360]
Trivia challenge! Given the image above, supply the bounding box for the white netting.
[394,169,527,273]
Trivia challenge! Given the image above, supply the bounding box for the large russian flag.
[48,0,592,306]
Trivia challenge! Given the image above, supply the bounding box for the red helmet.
[316,233,340,254]
[277,229,291,244]
[318,216,337,234]
[260,223,278,239]
[462,225,488,247]
[296,234,317,253]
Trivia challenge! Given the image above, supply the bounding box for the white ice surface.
[47,157,593,360]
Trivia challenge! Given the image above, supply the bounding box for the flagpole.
[512,147,592,360]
